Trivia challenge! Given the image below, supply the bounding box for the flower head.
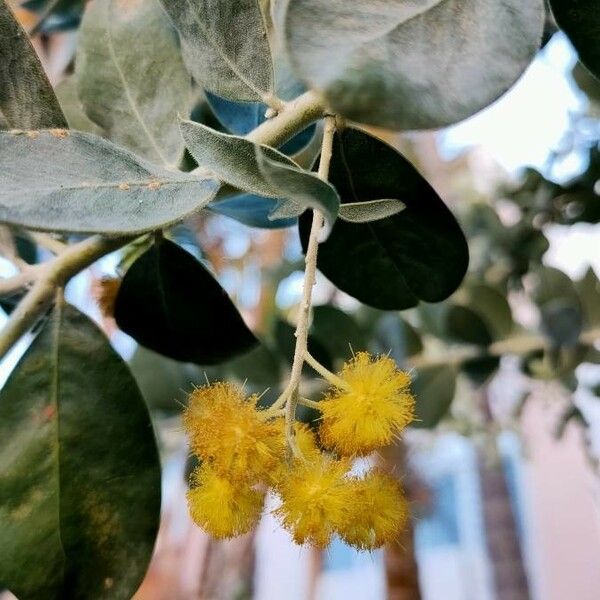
[187,465,264,539]
[319,353,415,456]
[183,382,283,482]
[338,470,409,550]
[275,456,352,548]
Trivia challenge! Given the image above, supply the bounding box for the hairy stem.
[282,115,336,457]
[0,236,126,359]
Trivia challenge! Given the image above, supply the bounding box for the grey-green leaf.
[256,148,340,229]
[0,302,160,599]
[282,0,544,129]
[0,129,218,234]
[0,0,67,129]
[338,199,405,223]
[412,364,457,429]
[76,0,191,165]
[180,119,297,197]
[158,0,273,101]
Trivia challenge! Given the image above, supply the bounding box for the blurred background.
[2,2,600,599]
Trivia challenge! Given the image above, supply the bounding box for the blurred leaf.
[445,305,493,346]
[458,283,513,340]
[0,130,218,234]
[274,319,333,374]
[550,0,600,79]
[299,127,468,309]
[207,194,297,229]
[76,0,191,165]
[282,0,543,129]
[0,0,67,128]
[371,313,423,362]
[576,267,600,327]
[114,239,258,365]
[129,345,200,414]
[0,303,160,599]
[225,343,283,389]
[411,364,456,429]
[23,0,84,32]
[462,355,500,386]
[158,0,273,101]
[310,305,367,363]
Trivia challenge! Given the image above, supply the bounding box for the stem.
[298,397,321,411]
[282,115,336,457]
[304,351,349,390]
[0,236,126,360]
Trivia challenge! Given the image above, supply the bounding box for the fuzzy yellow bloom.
[338,470,409,550]
[187,465,264,539]
[319,353,415,456]
[269,421,322,487]
[275,456,352,548]
[183,382,283,482]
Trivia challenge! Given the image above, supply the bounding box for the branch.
[0,236,127,359]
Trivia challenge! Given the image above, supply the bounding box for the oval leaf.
[158,0,273,101]
[0,129,219,234]
[412,364,457,429]
[114,239,258,365]
[299,127,468,310]
[208,194,297,229]
[282,0,544,129]
[180,119,297,197]
[550,0,600,80]
[0,0,67,128]
[338,199,406,223]
[0,302,161,599]
[76,0,192,165]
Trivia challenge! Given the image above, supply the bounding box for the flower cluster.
[183,352,415,550]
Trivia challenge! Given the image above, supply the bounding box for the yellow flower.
[275,456,352,548]
[183,382,283,482]
[338,470,409,550]
[319,353,415,456]
[269,421,322,486]
[187,465,264,539]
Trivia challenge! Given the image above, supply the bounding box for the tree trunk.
[381,443,422,600]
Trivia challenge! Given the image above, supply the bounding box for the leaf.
[372,314,423,361]
[310,305,367,363]
[456,283,513,340]
[445,305,493,346]
[462,355,500,386]
[0,129,218,234]
[54,76,102,135]
[299,127,468,310]
[0,302,160,599]
[255,148,339,228]
[550,0,600,80]
[158,0,273,101]
[180,120,339,228]
[412,364,456,429]
[208,194,297,229]
[114,239,258,365]
[76,0,191,165]
[281,0,544,129]
[0,0,67,128]
[576,267,600,328]
[180,119,297,197]
[338,199,406,223]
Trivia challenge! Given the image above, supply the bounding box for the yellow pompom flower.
[269,421,322,487]
[183,382,283,482]
[275,456,353,548]
[338,470,409,550]
[319,352,415,456]
[187,465,264,539]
